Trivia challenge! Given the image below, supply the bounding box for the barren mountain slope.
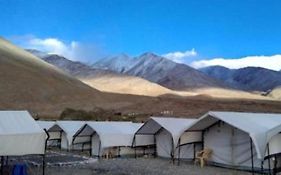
[36,52,272,100]
[2,37,281,120]
[0,37,126,116]
[93,53,226,90]
[29,53,180,97]
[81,74,180,96]
[268,86,281,100]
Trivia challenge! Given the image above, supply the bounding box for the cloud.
[191,55,281,71]
[10,35,103,62]
[162,49,197,63]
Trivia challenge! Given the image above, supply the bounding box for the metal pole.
[134,147,137,159]
[193,143,196,161]
[202,131,205,149]
[268,144,271,175]
[273,155,277,175]
[171,136,175,165]
[59,131,62,148]
[1,156,4,175]
[43,129,50,175]
[261,160,264,175]
[90,134,93,157]
[250,138,254,175]
[5,157,8,166]
[132,136,137,158]
[177,138,181,166]
[98,139,101,158]
[153,135,156,158]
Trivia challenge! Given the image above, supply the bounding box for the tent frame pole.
[261,160,264,175]
[201,130,205,150]
[132,136,137,159]
[250,138,254,175]
[1,156,3,175]
[89,134,93,157]
[170,135,175,165]
[98,139,101,158]
[273,155,277,175]
[177,138,181,166]
[5,157,8,168]
[268,144,271,175]
[153,134,156,158]
[193,143,196,161]
[43,129,50,175]
[59,130,62,149]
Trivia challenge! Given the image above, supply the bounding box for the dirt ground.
[4,150,253,175]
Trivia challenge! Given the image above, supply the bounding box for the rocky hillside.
[93,53,225,90]
[27,52,180,97]
[200,66,281,92]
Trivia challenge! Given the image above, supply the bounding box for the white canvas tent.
[37,121,60,147]
[0,111,46,156]
[0,111,48,175]
[37,121,56,131]
[73,121,144,157]
[48,121,85,150]
[181,111,281,173]
[134,117,201,161]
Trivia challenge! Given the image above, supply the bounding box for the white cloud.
[162,49,197,63]
[27,38,78,59]
[191,55,281,71]
[10,35,103,62]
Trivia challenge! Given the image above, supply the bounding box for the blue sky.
[1,0,281,70]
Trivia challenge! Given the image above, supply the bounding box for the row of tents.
[2,110,281,174]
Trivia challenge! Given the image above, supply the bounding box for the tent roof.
[50,121,85,146]
[51,121,85,133]
[0,111,46,155]
[185,111,281,159]
[135,117,197,147]
[82,121,142,135]
[37,121,56,130]
[136,117,196,135]
[74,121,143,148]
[0,111,44,135]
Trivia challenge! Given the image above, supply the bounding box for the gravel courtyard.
[71,158,252,175]
[11,150,252,175]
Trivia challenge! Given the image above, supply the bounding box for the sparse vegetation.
[59,107,139,122]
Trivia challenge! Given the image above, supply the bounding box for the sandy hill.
[189,88,272,100]
[0,37,114,116]
[268,86,281,100]
[82,74,180,96]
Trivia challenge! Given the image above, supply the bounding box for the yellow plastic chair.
[194,148,212,168]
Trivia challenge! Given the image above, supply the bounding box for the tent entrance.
[133,126,164,158]
[263,152,281,174]
[200,120,281,174]
[72,124,95,156]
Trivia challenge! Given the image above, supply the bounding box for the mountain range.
[27,50,178,97]
[199,66,281,92]
[28,50,271,100]
[28,50,281,99]
[93,53,225,90]
[2,37,281,119]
